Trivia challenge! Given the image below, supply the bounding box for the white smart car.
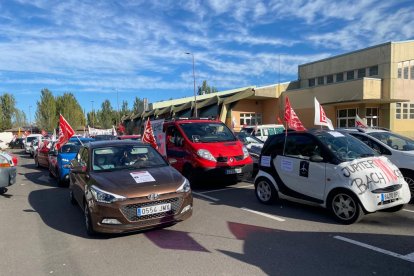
[255,130,411,224]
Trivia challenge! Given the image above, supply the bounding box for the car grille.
[371,184,402,193]
[216,155,244,162]
[120,197,183,222]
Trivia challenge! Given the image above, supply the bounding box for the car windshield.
[180,122,236,143]
[315,131,377,162]
[27,136,38,143]
[92,145,167,172]
[59,144,80,153]
[368,131,414,151]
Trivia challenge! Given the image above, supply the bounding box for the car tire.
[84,201,96,236]
[69,189,76,205]
[182,165,196,186]
[0,187,7,195]
[382,204,405,212]
[328,191,364,224]
[49,167,54,178]
[57,178,66,187]
[402,172,414,203]
[255,177,278,204]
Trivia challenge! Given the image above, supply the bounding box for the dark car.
[8,138,25,149]
[69,140,193,235]
[235,131,264,176]
[34,139,51,168]
[117,135,141,141]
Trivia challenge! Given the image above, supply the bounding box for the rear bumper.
[0,167,16,188]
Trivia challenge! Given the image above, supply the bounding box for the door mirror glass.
[310,155,324,162]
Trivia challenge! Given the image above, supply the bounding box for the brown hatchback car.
[69,140,193,235]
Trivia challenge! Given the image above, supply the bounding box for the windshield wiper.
[360,153,375,157]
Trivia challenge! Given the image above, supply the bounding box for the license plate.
[381,191,399,202]
[225,168,242,174]
[137,203,171,216]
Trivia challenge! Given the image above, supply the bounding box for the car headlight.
[89,185,126,204]
[242,146,249,159]
[197,149,216,162]
[176,178,191,193]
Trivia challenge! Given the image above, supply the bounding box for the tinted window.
[285,135,321,160]
[60,143,80,153]
[350,133,390,155]
[368,131,414,151]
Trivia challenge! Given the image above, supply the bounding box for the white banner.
[88,126,116,136]
[149,119,166,156]
[314,98,334,130]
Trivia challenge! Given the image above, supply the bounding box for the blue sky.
[0,0,413,117]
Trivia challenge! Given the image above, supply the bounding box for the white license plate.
[137,203,171,216]
[225,168,242,174]
[381,191,399,202]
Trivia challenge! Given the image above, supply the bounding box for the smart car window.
[285,135,320,160]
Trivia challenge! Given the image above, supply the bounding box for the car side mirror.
[310,155,324,162]
[168,158,177,165]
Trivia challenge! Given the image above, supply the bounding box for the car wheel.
[255,178,278,204]
[329,191,363,224]
[57,178,65,187]
[69,189,76,205]
[382,204,405,212]
[84,201,96,236]
[403,172,414,203]
[182,165,196,186]
[49,167,53,177]
[0,187,7,195]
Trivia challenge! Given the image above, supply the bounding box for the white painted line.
[241,207,285,222]
[334,236,414,263]
[198,184,254,194]
[192,192,219,202]
[403,209,414,213]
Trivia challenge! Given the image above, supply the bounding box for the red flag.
[142,118,158,149]
[355,114,368,128]
[56,114,75,150]
[284,96,306,131]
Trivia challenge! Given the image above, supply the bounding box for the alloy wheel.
[331,193,356,221]
[256,180,272,202]
[404,176,414,202]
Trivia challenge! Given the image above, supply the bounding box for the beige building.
[123,40,414,137]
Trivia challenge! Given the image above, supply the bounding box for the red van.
[163,119,253,183]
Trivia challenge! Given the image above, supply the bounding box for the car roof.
[86,140,148,149]
[337,127,388,134]
[242,124,284,128]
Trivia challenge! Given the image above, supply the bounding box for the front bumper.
[358,183,411,213]
[193,163,253,181]
[88,192,193,234]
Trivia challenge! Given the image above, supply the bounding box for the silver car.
[0,152,17,194]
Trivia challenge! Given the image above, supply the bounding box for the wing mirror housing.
[310,155,324,162]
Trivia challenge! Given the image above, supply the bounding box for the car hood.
[193,141,244,157]
[336,156,405,193]
[59,153,77,163]
[89,166,184,198]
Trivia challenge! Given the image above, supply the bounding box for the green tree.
[12,109,27,128]
[197,80,218,95]
[133,97,145,114]
[56,92,85,130]
[35,89,57,131]
[87,111,97,127]
[97,100,115,128]
[120,100,130,118]
[0,93,17,131]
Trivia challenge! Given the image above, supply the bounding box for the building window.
[411,65,414,80]
[240,113,262,126]
[317,76,324,85]
[357,68,366,78]
[396,102,414,120]
[308,78,315,87]
[404,66,409,79]
[326,75,333,84]
[366,107,379,127]
[369,65,378,76]
[347,70,354,80]
[336,73,344,82]
[337,108,358,127]
[397,62,402,78]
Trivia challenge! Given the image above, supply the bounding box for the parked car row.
[0,151,17,194]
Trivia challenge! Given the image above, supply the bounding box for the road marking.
[197,184,254,194]
[334,236,414,263]
[403,209,414,213]
[241,207,285,222]
[192,192,219,202]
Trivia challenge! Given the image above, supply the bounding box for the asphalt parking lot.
[1,149,413,275]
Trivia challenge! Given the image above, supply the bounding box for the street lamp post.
[185,52,197,117]
[91,101,94,128]
[28,105,32,133]
[114,88,120,126]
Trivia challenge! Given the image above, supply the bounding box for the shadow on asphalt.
[217,221,414,275]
